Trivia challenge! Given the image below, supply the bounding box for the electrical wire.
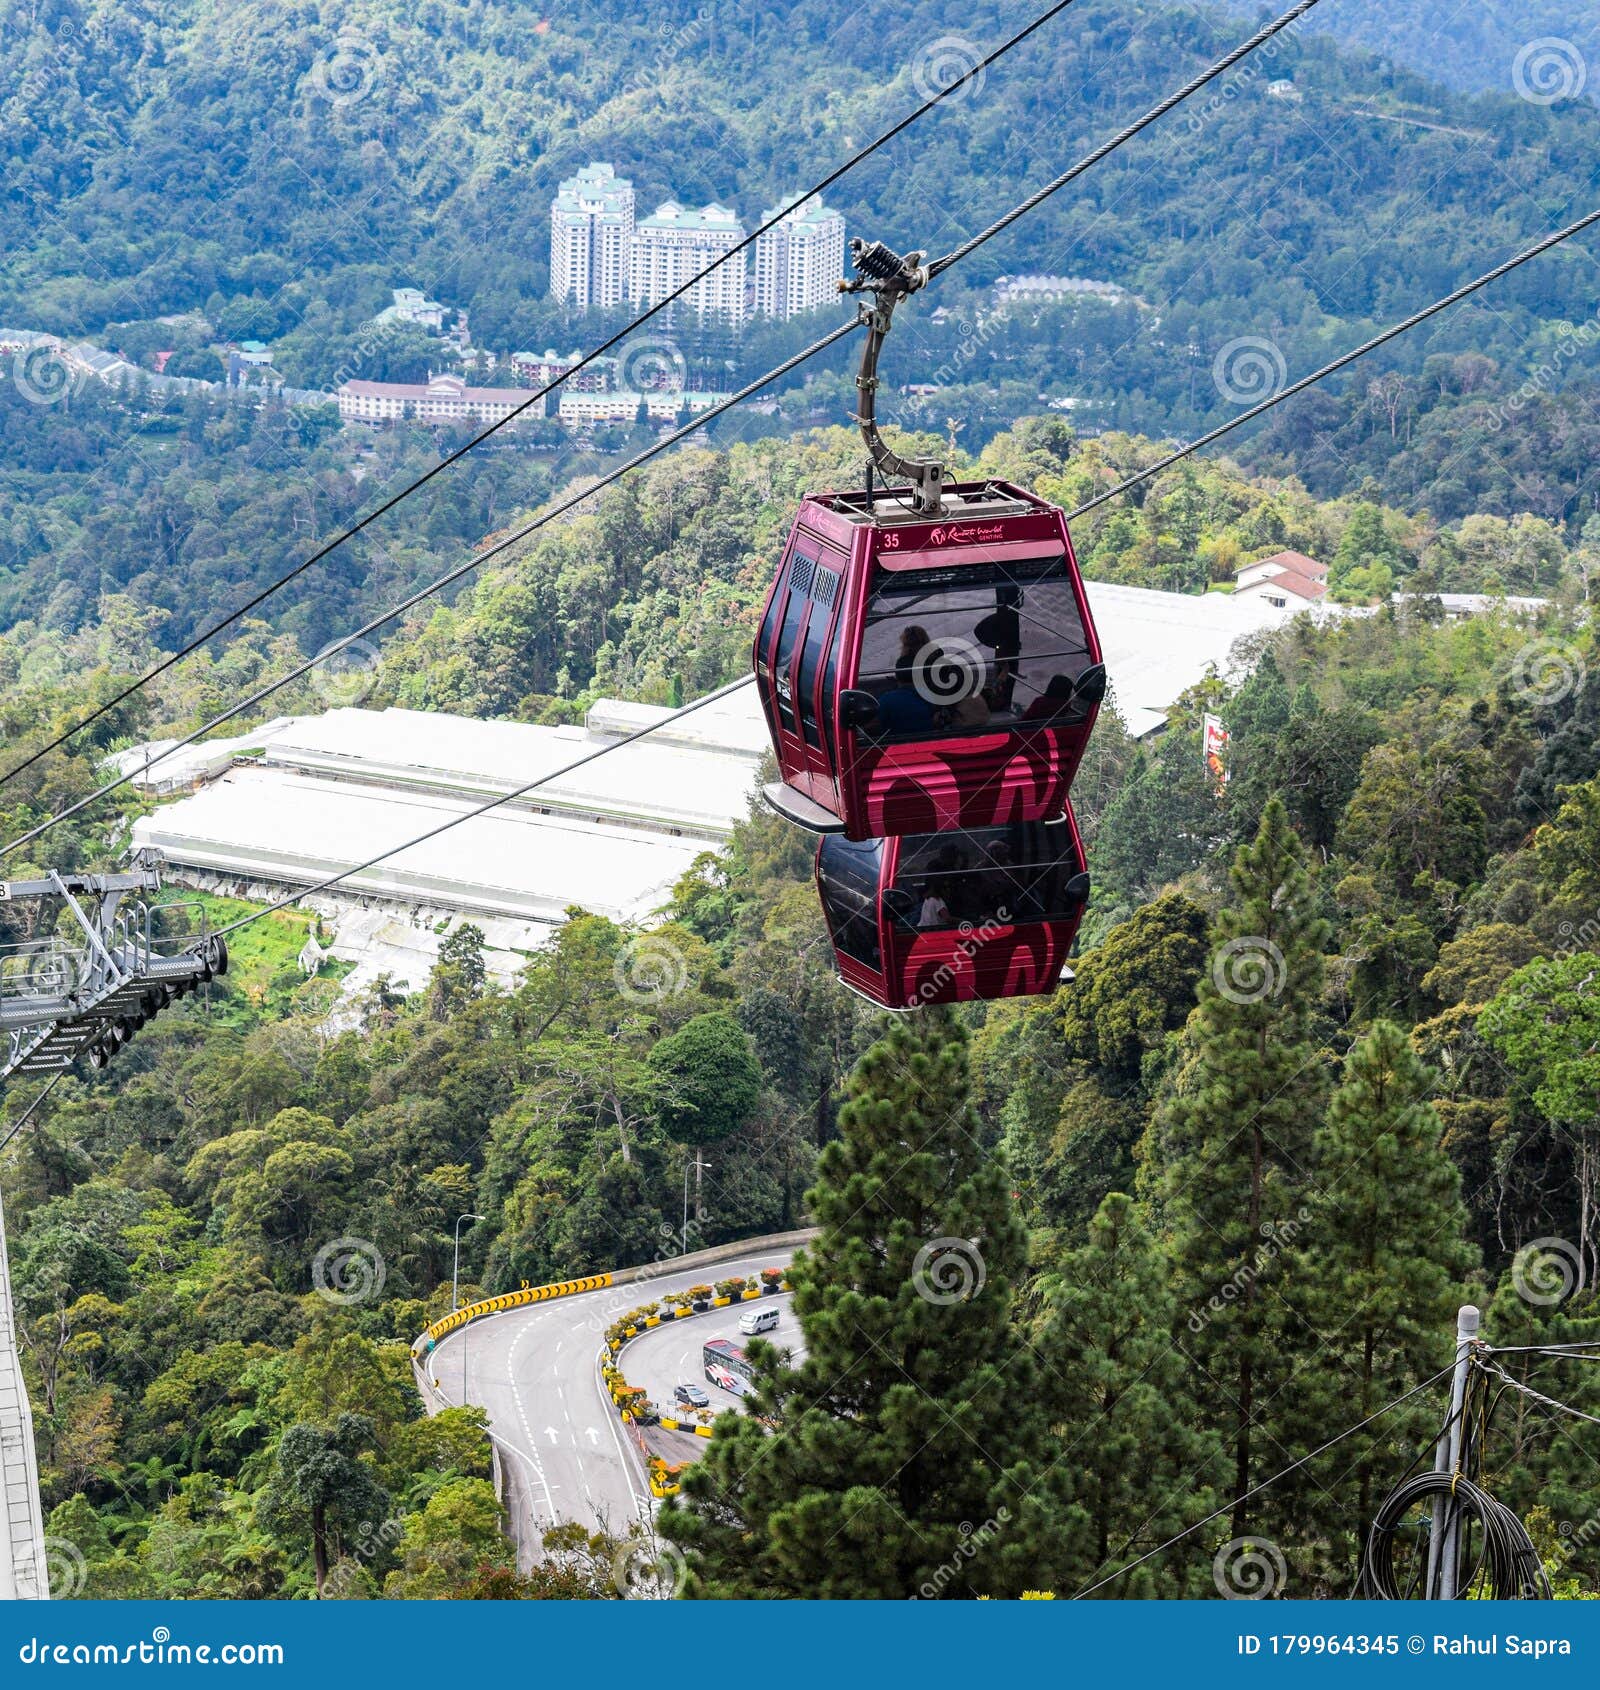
[1070,1362,1456,1598]
[0,0,1087,794]
[1067,204,1600,520]
[1363,1470,1549,1600]
[0,321,860,862]
[926,0,1324,280]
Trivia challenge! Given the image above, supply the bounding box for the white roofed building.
[550,163,635,310]
[629,201,746,323]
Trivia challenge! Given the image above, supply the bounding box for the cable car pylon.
[0,867,227,1080]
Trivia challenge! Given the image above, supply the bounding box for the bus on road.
[704,1337,755,1398]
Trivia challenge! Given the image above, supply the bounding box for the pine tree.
[1037,1192,1221,1596]
[662,1009,1064,1597]
[1288,1021,1477,1583]
[1152,798,1329,1543]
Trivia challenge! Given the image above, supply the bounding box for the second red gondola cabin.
[815,811,1090,1009]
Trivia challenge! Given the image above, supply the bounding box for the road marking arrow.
[545,1426,560,1444]
[585,1427,599,1445]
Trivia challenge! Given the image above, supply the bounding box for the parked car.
[674,1383,710,1409]
[739,1305,780,1336]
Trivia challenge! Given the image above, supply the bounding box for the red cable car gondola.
[815,810,1090,1009]
[753,241,1104,841]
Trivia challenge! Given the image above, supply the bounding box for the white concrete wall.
[0,1192,48,1599]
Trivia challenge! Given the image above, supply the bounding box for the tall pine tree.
[1287,1021,1477,1584]
[1037,1192,1221,1595]
[663,1009,1064,1597]
[1152,797,1329,1543]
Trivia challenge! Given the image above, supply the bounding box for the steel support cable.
[1476,1355,1600,1429]
[0,322,861,862]
[0,1073,62,1157]
[1065,204,1600,522]
[0,0,1087,796]
[925,0,1324,281]
[1070,1362,1456,1598]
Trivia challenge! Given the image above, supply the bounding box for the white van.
[739,1305,780,1336]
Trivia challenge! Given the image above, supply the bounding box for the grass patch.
[153,890,349,1024]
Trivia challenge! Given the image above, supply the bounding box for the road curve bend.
[424,1250,795,1566]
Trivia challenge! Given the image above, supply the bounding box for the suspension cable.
[926,0,1323,280]
[0,0,1086,793]
[0,1073,62,1157]
[1066,204,1600,520]
[0,323,860,861]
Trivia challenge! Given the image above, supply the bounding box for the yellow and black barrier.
[414,1271,614,1351]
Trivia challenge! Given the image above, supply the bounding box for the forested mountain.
[2,422,1599,1598]
[4,0,1600,620]
[2,0,1600,1605]
[1289,2,1598,101]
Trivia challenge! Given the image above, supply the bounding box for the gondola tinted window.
[816,835,883,968]
[855,555,1091,740]
[887,822,1088,931]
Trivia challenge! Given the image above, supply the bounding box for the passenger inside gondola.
[891,824,1085,932]
[855,560,1090,741]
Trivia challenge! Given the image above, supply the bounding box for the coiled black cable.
[1363,1471,1549,1600]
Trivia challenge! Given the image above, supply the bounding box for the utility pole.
[1426,1303,1480,1599]
[683,1151,711,1255]
[452,1211,484,1312]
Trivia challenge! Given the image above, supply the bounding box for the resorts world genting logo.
[924,523,1006,547]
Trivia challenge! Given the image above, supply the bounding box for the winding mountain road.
[425,1250,794,1566]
